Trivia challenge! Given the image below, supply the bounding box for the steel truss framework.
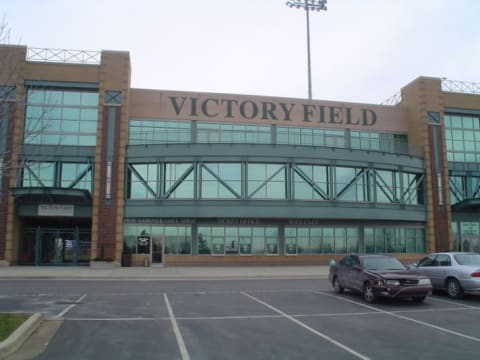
[126,161,425,205]
[18,160,93,191]
[449,174,480,204]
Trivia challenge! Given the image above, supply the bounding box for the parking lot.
[1,278,480,359]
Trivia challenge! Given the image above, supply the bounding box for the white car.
[409,252,480,299]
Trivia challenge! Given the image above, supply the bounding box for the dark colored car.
[328,254,432,303]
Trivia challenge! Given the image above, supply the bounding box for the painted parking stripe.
[52,294,87,319]
[315,291,480,343]
[241,291,370,360]
[164,293,191,360]
[429,296,477,308]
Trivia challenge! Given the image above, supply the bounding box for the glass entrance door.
[20,226,91,265]
[40,230,58,265]
[151,235,163,265]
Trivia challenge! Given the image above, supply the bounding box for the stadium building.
[0,45,479,266]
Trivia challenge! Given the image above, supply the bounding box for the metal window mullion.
[55,162,62,187]
[242,162,246,199]
[158,162,164,199]
[286,162,292,200]
[328,164,334,200]
[271,124,277,145]
[191,121,196,144]
[195,162,200,200]
[398,169,405,205]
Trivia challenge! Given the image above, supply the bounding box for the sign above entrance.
[38,204,74,217]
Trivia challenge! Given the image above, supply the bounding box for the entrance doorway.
[20,226,91,265]
[151,235,163,265]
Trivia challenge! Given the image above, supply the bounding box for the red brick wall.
[0,103,16,261]
[95,106,121,260]
[428,125,450,251]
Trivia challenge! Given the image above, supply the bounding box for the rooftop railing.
[26,48,101,65]
[441,79,480,95]
[381,91,402,106]
[381,78,480,105]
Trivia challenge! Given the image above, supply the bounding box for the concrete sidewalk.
[0,265,329,279]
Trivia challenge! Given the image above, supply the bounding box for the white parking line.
[428,296,477,308]
[52,294,87,319]
[66,317,171,321]
[241,291,371,360]
[164,293,191,360]
[315,291,480,343]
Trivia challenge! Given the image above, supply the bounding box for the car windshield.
[454,254,480,266]
[362,257,406,271]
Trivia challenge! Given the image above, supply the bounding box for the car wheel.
[363,282,377,303]
[332,276,344,294]
[447,278,464,299]
[412,296,426,303]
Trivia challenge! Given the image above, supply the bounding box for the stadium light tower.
[286,0,327,100]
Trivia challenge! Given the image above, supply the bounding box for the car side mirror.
[353,265,362,271]
[407,263,418,269]
[329,259,336,267]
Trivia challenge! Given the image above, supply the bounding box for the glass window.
[201,163,241,199]
[346,228,358,253]
[63,91,81,105]
[445,113,480,163]
[334,228,346,253]
[335,167,366,202]
[127,164,158,199]
[374,228,385,253]
[322,228,334,253]
[22,162,55,187]
[61,163,92,191]
[129,120,191,145]
[364,228,374,253]
[24,88,98,146]
[364,226,424,254]
[44,90,63,105]
[197,122,271,145]
[239,237,252,255]
[294,165,328,200]
[82,92,99,106]
[285,237,297,255]
[248,163,286,199]
[164,163,194,199]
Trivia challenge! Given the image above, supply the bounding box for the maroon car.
[328,254,432,303]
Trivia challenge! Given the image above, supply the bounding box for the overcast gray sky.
[3,0,479,104]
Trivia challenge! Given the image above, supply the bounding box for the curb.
[0,275,329,281]
[0,313,43,360]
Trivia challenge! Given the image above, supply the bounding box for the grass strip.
[0,314,30,342]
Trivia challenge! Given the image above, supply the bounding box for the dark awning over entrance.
[10,187,92,205]
[451,198,480,212]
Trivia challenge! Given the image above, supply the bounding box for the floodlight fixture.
[286,0,328,100]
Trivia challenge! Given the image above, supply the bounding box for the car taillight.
[470,271,480,278]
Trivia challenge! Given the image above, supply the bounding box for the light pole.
[286,0,327,100]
